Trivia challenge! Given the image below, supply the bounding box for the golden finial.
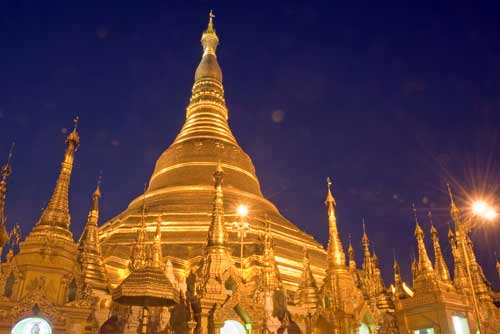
[446,182,460,222]
[207,10,215,33]
[428,211,437,234]
[94,173,102,198]
[361,218,369,246]
[412,203,423,235]
[411,203,419,223]
[325,176,336,208]
[446,182,454,204]
[6,142,14,164]
[66,116,80,149]
[201,10,219,56]
[73,115,79,130]
[1,143,14,177]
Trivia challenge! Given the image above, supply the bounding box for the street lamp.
[232,205,250,269]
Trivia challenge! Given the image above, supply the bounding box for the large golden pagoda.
[98,11,326,291]
[0,11,499,334]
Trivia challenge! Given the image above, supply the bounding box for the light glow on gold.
[236,205,248,217]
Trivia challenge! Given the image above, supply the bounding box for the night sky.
[1,1,499,289]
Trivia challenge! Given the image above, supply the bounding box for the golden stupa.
[98,12,326,289]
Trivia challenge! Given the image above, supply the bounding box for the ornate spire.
[296,247,319,308]
[428,212,451,284]
[447,183,460,224]
[325,177,345,268]
[448,226,468,291]
[393,251,401,287]
[33,117,80,240]
[130,188,148,271]
[413,204,434,274]
[410,251,418,284]
[173,11,235,145]
[207,165,228,248]
[78,176,109,291]
[0,143,14,251]
[392,251,406,300]
[361,220,372,273]
[262,218,281,290]
[151,217,163,268]
[347,234,356,271]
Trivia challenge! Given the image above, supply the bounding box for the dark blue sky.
[1,1,499,288]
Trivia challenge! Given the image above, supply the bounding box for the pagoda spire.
[393,251,402,290]
[0,143,14,252]
[78,176,109,291]
[174,10,236,145]
[296,247,319,308]
[347,234,356,271]
[130,187,148,271]
[361,220,372,273]
[207,164,228,248]
[446,183,460,224]
[151,216,163,268]
[33,117,80,240]
[412,204,434,275]
[448,226,468,291]
[262,218,281,290]
[428,211,451,284]
[325,177,345,268]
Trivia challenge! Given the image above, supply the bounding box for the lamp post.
[232,205,249,269]
[456,199,497,334]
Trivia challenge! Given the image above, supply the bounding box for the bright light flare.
[237,205,248,217]
[471,200,497,221]
[472,201,487,216]
[484,208,498,221]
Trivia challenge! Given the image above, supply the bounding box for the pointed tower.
[197,166,235,299]
[325,177,345,268]
[295,247,319,309]
[130,190,148,272]
[412,205,434,278]
[31,117,80,241]
[347,234,356,271]
[361,221,372,275]
[207,164,228,248]
[100,10,325,291]
[13,119,85,306]
[448,226,468,291]
[77,178,109,292]
[428,212,451,285]
[320,177,363,334]
[261,218,281,290]
[0,144,14,254]
[446,185,490,299]
[392,253,405,300]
